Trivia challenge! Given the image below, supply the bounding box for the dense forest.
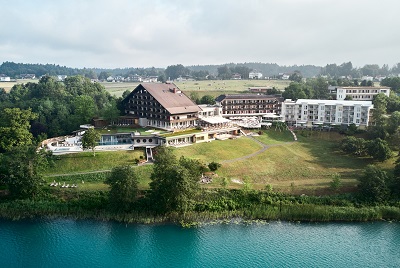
[2,61,400,81]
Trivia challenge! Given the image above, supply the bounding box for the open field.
[43,129,396,195]
[175,79,290,99]
[1,79,290,98]
[0,79,39,92]
[44,150,145,175]
[100,82,139,97]
[175,79,290,92]
[100,79,291,98]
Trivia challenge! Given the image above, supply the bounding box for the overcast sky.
[1,0,399,69]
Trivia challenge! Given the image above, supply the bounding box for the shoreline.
[1,202,399,226]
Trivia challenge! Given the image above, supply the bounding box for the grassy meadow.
[174,79,290,99]
[2,79,290,98]
[43,129,397,196]
[100,79,291,98]
[0,79,39,92]
[99,81,139,97]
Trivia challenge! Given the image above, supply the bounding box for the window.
[136,139,141,143]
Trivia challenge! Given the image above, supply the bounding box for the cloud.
[0,0,399,68]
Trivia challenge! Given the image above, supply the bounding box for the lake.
[0,219,399,267]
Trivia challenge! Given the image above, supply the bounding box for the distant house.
[142,76,158,83]
[0,74,11,82]
[20,74,36,79]
[231,73,242,80]
[106,76,114,82]
[361,76,374,82]
[281,74,290,80]
[132,74,143,82]
[56,75,67,81]
[249,72,263,79]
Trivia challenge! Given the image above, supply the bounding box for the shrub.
[208,161,221,172]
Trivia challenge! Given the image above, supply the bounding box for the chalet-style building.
[215,94,284,118]
[123,83,201,131]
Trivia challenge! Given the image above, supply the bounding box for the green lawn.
[175,137,263,162]
[253,129,295,144]
[42,130,396,195]
[101,82,139,97]
[44,150,146,175]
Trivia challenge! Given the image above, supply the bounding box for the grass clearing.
[41,130,396,195]
[175,79,290,92]
[253,129,295,144]
[101,82,139,97]
[175,137,263,162]
[44,150,146,175]
[0,79,39,92]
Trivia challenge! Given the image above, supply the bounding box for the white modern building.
[282,99,374,128]
[336,86,390,101]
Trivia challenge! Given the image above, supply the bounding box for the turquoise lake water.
[0,219,399,267]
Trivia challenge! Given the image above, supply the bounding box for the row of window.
[225,99,279,104]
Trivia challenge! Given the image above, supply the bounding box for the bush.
[208,161,221,171]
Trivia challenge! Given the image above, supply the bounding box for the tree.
[208,161,221,172]
[282,82,309,100]
[387,111,400,134]
[165,64,190,80]
[189,92,200,104]
[0,146,52,198]
[340,136,367,156]
[381,77,400,92]
[307,77,328,99]
[200,95,216,105]
[289,71,303,82]
[101,100,120,124]
[149,146,205,213]
[105,165,139,211]
[72,95,97,124]
[366,138,392,162]
[358,165,390,203]
[330,173,342,192]
[372,93,388,127]
[0,108,38,152]
[217,65,232,80]
[81,128,101,156]
[392,159,400,196]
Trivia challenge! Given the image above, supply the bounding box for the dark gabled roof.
[124,83,200,114]
[215,94,283,102]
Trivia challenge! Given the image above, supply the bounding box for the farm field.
[0,79,38,92]
[1,79,290,98]
[174,79,290,99]
[100,79,291,98]
[99,81,139,97]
